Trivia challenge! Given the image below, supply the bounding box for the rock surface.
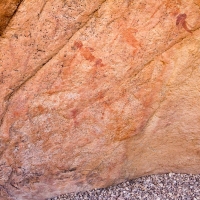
[0,0,200,199]
[0,0,23,36]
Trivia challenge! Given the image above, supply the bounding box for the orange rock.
[0,0,23,36]
[0,0,200,199]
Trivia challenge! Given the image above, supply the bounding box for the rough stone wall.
[0,0,23,36]
[0,0,200,199]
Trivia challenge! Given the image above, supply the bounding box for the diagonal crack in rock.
[0,0,107,126]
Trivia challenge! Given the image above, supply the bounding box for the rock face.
[0,0,23,36]
[0,0,200,199]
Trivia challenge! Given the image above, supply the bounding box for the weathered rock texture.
[0,0,23,36]
[0,0,200,199]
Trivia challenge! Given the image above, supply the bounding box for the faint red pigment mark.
[34,105,45,115]
[73,41,83,49]
[70,108,79,127]
[94,59,104,67]
[176,13,192,33]
[13,98,28,117]
[71,108,78,119]
[90,59,105,83]
[73,41,96,62]
[96,91,105,101]
[117,20,140,55]
[87,47,95,52]
[74,41,105,67]
[73,41,105,82]
[121,28,140,48]
[80,47,96,62]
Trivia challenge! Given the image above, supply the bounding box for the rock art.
[0,0,200,199]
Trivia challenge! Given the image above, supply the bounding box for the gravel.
[48,173,200,200]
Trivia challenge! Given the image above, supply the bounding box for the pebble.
[48,173,200,200]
